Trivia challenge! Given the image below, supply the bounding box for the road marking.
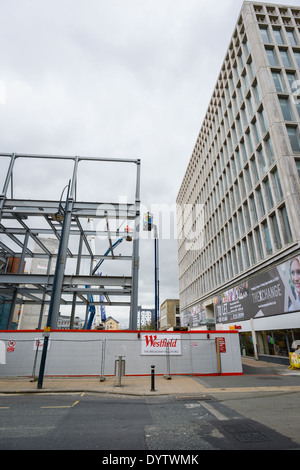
[205,386,300,393]
[199,401,229,421]
[0,407,10,409]
[41,400,79,409]
[41,406,72,409]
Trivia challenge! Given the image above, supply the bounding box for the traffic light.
[144,212,153,231]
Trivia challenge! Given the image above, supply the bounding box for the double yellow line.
[41,400,80,409]
[40,392,85,409]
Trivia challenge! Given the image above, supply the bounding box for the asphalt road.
[0,390,299,452]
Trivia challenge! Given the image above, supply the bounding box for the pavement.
[0,357,300,396]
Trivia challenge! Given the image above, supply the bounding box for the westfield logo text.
[144,335,178,348]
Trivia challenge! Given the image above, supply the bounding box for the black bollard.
[150,365,155,391]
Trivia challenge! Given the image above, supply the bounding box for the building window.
[254,227,264,259]
[243,37,250,57]
[246,129,254,155]
[256,186,266,218]
[264,135,275,164]
[244,201,251,230]
[263,177,274,211]
[228,252,234,278]
[279,48,292,67]
[238,207,245,235]
[248,58,255,81]
[249,232,257,264]
[243,71,250,92]
[272,70,285,92]
[296,160,300,178]
[242,238,250,268]
[232,247,238,274]
[238,50,245,72]
[246,93,255,117]
[273,27,284,45]
[228,219,234,246]
[252,119,261,146]
[249,194,258,224]
[235,181,241,206]
[250,156,259,184]
[237,242,244,271]
[236,115,243,137]
[241,104,248,128]
[240,174,247,199]
[252,81,262,105]
[293,50,300,68]
[258,107,268,134]
[279,97,294,121]
[257,146,267,174]
[271,213,282,249]
[271,168,284,201]
[262,220,273,255]
[296,101,300,120]
[279,205,293,243]
[240,141,247,164]
[287,126,300,152]
[286,29,298,46]
[260,25,271,43]
[286,71,296,91]
[244,165,252,192]
[265,46,278,66]
[233,213,239,239]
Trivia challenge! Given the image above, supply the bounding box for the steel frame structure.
[0,153,140,330]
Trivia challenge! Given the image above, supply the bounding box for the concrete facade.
[177,2,300,361]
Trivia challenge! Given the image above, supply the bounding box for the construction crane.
[91,236,125,276]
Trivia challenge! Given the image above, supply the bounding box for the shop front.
[240,328,300,362]
[214,254,300,364]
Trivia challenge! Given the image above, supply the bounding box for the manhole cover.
[223,423,269,443]
[256,376,281,380]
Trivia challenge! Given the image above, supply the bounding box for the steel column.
[129,159,140,330]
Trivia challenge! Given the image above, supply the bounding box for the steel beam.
[0,274,132,286]
[0,152,140,331]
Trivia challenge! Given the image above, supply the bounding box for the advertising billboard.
[214,255,300,324]
[180,303,206,329]
[140,333,181,355]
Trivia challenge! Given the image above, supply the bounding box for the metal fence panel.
[0,330,242,377]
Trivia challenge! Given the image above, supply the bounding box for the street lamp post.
[143,212,159,331]
[37,180,72,389]
[154,224,159,331]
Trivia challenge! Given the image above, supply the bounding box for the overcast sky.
[0,0,297,327]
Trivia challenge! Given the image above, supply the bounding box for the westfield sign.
[141,333,181,355]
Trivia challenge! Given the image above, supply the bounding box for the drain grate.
[175,395,212,401]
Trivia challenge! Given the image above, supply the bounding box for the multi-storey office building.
[159,299,180,330]
[177,1,300,362]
